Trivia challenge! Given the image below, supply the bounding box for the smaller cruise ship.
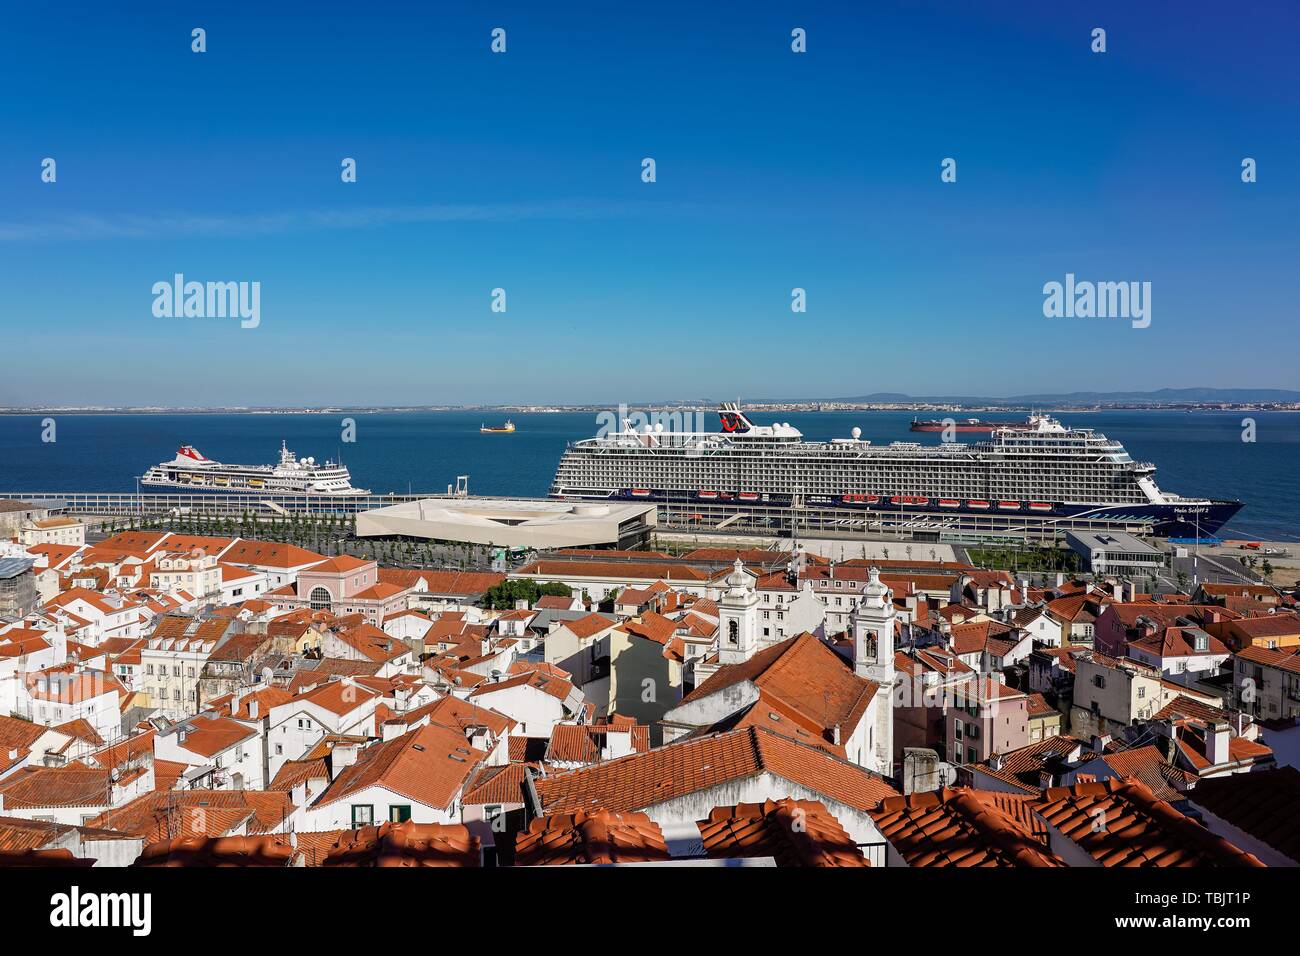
[141,442,369,495]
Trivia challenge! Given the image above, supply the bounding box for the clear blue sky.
[0,0,1295,406]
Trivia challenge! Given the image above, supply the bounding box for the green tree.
[481,578,572,610]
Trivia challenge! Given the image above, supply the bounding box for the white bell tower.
[851,567,896,683]
[717,558,759,665]
[850,567,897,776]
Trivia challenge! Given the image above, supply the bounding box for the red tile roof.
[461,763,534,806]
[1190,767,1300,862]
[699,798,868,867]
[86,790,295,843]
[546,722,650,763]
[1087,746,1198,801]
[681,633,878,747]
[974,735,1086,793]
[468,670,574,703]
[133,834,296,867]
[536,726,897,816]
[1033,778,1265,867]
[387,694,516,739]
[515,809,670,865]
[518,560,710,583]
[0,765,126,810]
[870,788,1063,867]
[298,820,480,867]
[560,612,617,639]
[172,714,257,759]
[314,724,487,812]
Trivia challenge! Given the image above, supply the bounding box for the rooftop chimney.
[1206,722,1232,766]
[1090,734,1110,754]
[605,729,634,760]
[329,740,362,776]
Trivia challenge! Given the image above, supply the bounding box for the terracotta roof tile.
[85,790,295,843]
[1089,746,1198,801]
[315,724,487,812]
[870,788,1064,867]
[1190,767,1300,862]
[1033,778,1265,867]
[515,809,669,865]
[681,633,878,746]
[537,726,897,816]
[699,798,868,867]
[298,820,480,867]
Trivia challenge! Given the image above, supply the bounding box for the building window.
[727,620,739,647]
[351,805,374,827]
[310,587,333,612]
[389,805,412,823]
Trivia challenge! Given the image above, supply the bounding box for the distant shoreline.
[1,405,1298,416]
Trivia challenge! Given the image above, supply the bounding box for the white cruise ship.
[550,404,1240,539]
[141,442,369,496]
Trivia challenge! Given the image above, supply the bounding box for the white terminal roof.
[354,497,657,549]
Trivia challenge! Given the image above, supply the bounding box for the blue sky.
[0,0,1296,406]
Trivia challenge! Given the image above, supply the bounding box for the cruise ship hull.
[550,406,1244,540]
[553,487,1241,537]
[139,478,369,497]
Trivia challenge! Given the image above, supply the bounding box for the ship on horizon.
[140,442,369,495]
[480,420,516,433]
[551,404,1242,538]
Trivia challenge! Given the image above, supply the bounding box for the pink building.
[269,557,411,626]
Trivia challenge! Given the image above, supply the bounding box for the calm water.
[0,410,1296,540]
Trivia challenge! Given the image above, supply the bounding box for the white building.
[296,723,488,831]
[19,517,86,548]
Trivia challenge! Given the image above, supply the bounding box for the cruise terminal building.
[354,497,657,551]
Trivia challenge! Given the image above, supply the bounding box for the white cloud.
[0,198,695,241]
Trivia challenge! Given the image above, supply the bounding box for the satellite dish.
[851,426,862,440]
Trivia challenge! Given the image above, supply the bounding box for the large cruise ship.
[550,405,1241,539]
[141,442,369,496]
